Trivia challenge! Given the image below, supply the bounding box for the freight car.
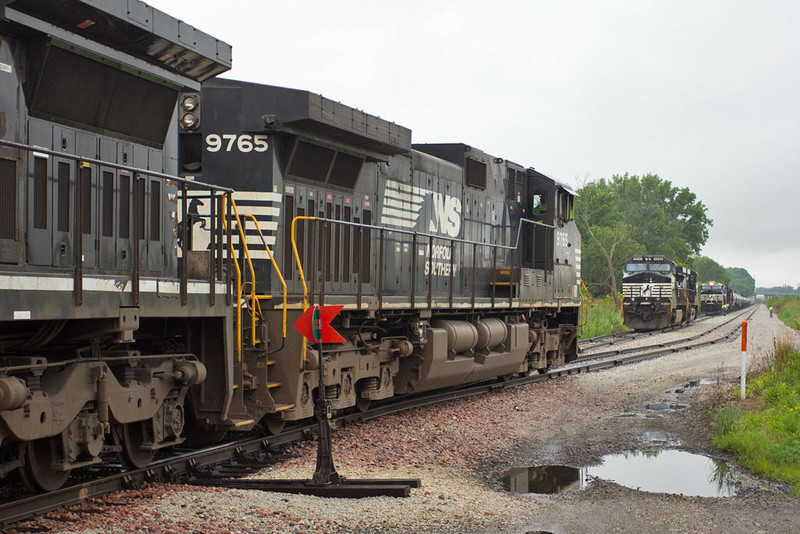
[621,255,697,330]
[0,0,581,493]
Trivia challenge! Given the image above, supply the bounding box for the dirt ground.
[496,305,800,534]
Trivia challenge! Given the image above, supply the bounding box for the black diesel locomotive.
[0,0,580,492]
[621,255,697,330]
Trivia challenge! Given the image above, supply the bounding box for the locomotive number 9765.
[205,133,269,153]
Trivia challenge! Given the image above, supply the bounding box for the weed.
[580,295,630,339]
[713,402,741,436]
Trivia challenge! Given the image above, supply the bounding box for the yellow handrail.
[290,215,316,368]
[243,213,288,342]
[579,278,590,330]
[229,200,259,344]
[220,196,289,360]
[220,193,243,362]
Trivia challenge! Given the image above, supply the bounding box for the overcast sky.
[149,0,800,289]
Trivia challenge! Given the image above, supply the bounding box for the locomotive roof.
[0,0,231,83]
[204,79,412,156]
[414,143,577,195]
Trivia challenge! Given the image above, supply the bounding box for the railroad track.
[578,314,712,352]
[577,309,752,362]
[0,306,757,528]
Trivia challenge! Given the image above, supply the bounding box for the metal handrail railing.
[0,138,233,312]
[290,216,315,368]
[243,213,288,354]
[220,202,289,360]
[0,139,232,193]
[580,278,591,331]
[290,214,561,368]
[220,193,244,362]
[229,200,259,345]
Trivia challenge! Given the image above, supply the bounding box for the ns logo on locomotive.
[0,0,580,492]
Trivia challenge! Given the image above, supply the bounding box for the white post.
[740,321,748,400]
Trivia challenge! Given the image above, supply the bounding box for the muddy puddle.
[501,450,738,497]
[500,465,586,494]
[588,449,738,496]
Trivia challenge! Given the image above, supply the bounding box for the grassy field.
[580,295,630,339]
[713,322,800,495]
[768,295,800,331]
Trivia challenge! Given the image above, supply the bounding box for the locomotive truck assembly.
[0,0,580,492]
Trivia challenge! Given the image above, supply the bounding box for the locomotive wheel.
[264,417,286,435]
[356,396,372,413]
[116,422,157,469]
[18,437,70,492]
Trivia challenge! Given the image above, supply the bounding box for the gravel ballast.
[10,305,800,534]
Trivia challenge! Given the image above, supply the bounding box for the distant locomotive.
[621,256,697,330]
[700,281,750,315]
[0,0,581,492]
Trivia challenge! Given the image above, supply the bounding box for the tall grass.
[768,295,800,331]
[580,295,630,339]
[713,336,800,495]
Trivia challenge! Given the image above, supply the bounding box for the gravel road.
[11,305,800,534]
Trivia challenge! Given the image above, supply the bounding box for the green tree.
[726,267,756,296]
[613,173,711,262]
[575,179,642,308]
[690,255,728,285]
[575,173,712,305]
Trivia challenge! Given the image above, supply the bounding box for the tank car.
[730,290,751,311]
[177,79,582,433]
[621,255,697,330]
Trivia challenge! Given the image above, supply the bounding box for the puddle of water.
[587,450,737,497]
[632,402,688,411]
[500,465,586,494]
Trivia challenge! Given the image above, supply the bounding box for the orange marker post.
[740,321,748,399]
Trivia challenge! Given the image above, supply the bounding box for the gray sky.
[149,0,800,288]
